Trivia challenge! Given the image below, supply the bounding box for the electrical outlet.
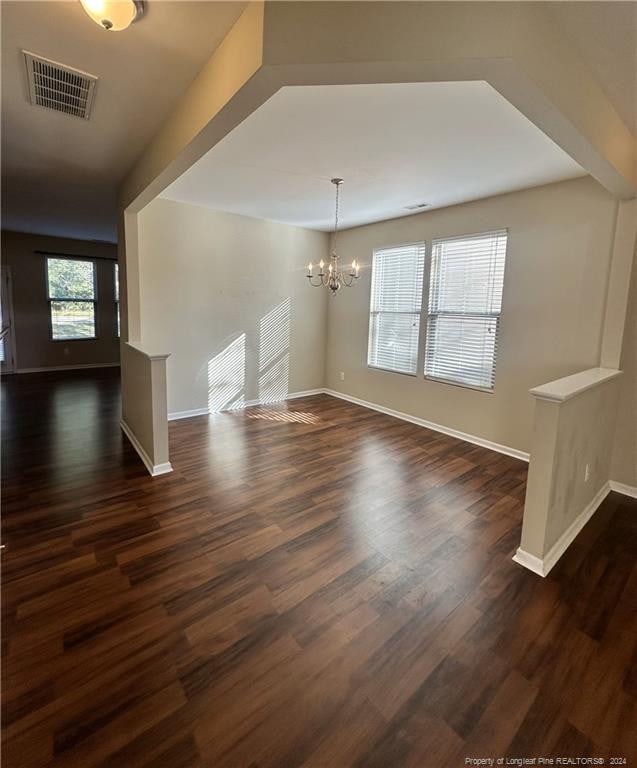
[339,371,345,381]
[584,463,590,482]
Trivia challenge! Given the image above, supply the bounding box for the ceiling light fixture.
[79,0,144,31]
[307,178,360,295]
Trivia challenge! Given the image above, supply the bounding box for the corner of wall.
[610,242,637,488]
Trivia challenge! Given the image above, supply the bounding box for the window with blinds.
[367,242,425,375]
[424,230,507,391]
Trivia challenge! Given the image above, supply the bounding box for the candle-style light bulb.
[319,260,325,272]
[328,263,333,273]
[308,262,313,275]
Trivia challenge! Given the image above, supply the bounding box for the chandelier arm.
[342,273,354,287]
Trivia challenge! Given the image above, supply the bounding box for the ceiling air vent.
[404,202,430,211]
[23,51,97,120]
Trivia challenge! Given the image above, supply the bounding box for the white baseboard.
[120,419,173,477]
[512,549,545,577]
[513,481,611,577]
[167,388,326,421]
[323,389,530,462]
[167,407,209,421]
[16,362,120,374]
[609,480,637,499]
[284,388,325,400]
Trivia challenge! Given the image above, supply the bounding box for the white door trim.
[1,266,17,374]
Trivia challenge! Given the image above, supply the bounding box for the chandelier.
[307,178,360,294]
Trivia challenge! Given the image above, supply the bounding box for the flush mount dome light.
[79,0,144,31]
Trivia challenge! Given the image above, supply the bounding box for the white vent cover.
[404,202,430,211]
[23,51,97,120]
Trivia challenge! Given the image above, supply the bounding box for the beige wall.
[137,198,328,415]
[120,342,170,473]
[1,230,120,370]
[520,371,621,566]
[325,176,618,453]
[544,380,620,551]
[611,246,637,486]
[121,343,155,460]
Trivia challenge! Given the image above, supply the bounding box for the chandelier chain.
[333,180,340,253]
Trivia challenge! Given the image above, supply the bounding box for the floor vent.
[23,51,97,120]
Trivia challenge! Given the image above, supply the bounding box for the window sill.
[367,364,417,378]
[51,336,98,342]
[424,375,494,394]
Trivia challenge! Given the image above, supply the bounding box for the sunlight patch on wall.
[208,333,246,412]
[258,298,291,404]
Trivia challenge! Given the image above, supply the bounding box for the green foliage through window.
[47,258,95,300]
[50,301,95,339]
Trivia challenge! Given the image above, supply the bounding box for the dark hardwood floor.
[2,369,636,767]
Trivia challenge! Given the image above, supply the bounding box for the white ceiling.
[161,81,586,231]
[1,0,246,242]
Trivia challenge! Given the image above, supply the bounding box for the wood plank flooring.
[2,368,636,767]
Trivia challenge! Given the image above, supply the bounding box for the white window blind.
[368,242,425,375]
[425,230,507,390]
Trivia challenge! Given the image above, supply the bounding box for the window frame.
[45,255,98,341]
[367,240,427,377]
[366,229,507,393]
[114,262,120,338]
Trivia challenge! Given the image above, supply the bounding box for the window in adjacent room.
[114,262,120,337]
[367,242,426,375]
[46,256,96,340]
[424,229,507,391]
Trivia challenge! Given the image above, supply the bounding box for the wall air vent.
[23,51,97,120]
[404,202,430,211]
